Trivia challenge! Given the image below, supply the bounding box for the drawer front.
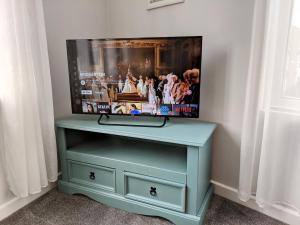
[68,160,115,192]
[124,172,186,212]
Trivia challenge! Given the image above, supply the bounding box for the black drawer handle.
[89,172,95,180]
[150,187,157,196]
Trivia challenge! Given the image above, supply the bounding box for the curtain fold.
[239,0,300,217]
[238,0,268,202]
[0,0,57,198]
[256,111,300,212]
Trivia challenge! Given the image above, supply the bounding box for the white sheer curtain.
[239,0,300,218]
[0,0,58,198]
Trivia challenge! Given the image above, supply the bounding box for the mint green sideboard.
[56,115,217,225]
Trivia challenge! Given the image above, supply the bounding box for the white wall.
[44,0,255,189]
[106,0,254,188]
[1,0,254,211]
[43,0,108,118]
[0,1,254,211]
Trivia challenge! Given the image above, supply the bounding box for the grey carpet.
[0,189,285,225]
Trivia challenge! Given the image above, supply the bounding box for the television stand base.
[56,115,217,225]
[97,114,169,128]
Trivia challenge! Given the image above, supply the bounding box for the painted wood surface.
[67,135,187,173]
[56,115,217,147]
[68,160,116,192]
[124,172,186,212]
[56,115,217,225]
[59,180,214,225]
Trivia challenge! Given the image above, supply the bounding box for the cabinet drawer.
[68,160,115,192]
[124,172,186,212]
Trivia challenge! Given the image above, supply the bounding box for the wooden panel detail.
[124,172,186,213]
[68,160,116,192]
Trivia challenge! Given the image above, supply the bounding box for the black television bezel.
[66,36,203,118]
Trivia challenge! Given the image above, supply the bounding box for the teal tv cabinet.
[56,115,216,225]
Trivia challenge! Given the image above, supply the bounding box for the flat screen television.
[66,36,202,118]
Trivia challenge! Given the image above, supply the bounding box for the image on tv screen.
[67,37,202,118]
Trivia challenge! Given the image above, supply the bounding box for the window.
[283,0,300,98]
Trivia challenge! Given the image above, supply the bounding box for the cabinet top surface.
[56,115,217,147]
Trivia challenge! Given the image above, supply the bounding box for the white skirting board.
[1,180,299,224]
[211,180,300,225]
[0,182,57,221]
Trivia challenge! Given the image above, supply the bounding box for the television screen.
[67,37,202,118]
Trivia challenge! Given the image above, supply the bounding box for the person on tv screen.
[117,75,123,93]
[87,103,94,113]
[157,75,167,104]
[148,79,157,104]
[175,82,190,104]
[189,68,200,104]
[130,104,141,115]
[142,76,149,97]
[137,75,144,95]
[113,104,127,114]
[183,69,200,104]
